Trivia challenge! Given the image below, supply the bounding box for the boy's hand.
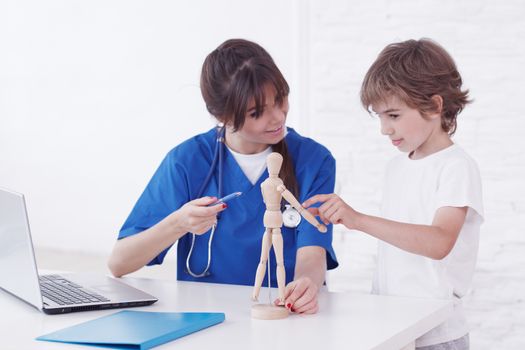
[302,194,357,229]
[274,277,319,314]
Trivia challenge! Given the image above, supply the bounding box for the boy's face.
[370,95,447,159]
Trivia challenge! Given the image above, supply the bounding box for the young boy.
[303,39,483,349]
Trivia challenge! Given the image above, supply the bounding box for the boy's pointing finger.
[302,194,332,208]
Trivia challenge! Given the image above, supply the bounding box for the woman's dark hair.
[360,38,471,136]
[200,39,298,197]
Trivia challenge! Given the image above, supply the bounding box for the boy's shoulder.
[386,144,480,175]
[438,144,480,170]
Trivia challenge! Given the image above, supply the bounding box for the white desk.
[1,276,452,349]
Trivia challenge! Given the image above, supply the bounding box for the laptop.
[0,187,158,314]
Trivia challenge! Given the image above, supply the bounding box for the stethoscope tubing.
[185,125,224,278]
[196,126,223,199]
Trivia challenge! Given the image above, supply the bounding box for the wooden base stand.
[251,304,289,320]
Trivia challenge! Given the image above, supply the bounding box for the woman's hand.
[302,194,359,229]
[172,196,226,235]
[108,196,226,278]
[276,276,319,314]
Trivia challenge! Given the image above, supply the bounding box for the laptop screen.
[0,188,44,310]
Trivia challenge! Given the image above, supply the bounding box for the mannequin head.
[267,152,283,176]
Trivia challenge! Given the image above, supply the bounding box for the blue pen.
[209,192,242,206]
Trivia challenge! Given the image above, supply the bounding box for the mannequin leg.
[252,228,272,301]
[272,228,286,305]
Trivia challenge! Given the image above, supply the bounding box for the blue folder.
[36,310,226,349]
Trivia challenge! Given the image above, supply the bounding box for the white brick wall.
[303,1,525,348]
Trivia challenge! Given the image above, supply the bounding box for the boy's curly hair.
[360,38,471,135]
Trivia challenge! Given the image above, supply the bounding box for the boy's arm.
[277,184,327,232]
[303,194,467,260]
[354,206,467,260]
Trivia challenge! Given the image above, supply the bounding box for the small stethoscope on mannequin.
[185,124,301,278]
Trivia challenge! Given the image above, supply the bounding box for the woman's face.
[225,84,289,154]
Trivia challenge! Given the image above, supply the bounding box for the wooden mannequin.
[251,152,327,320]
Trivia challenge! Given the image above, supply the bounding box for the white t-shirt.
[372,144,484,347]
[227,146,272,185]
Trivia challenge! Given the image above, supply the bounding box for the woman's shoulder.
[285,127,334,160]
[166,128,216,159]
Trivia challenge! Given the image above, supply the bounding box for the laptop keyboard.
[39,274,110,306]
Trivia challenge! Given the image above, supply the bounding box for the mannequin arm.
[277,185,327,233]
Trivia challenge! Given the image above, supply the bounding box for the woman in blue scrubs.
[108,39,338,314]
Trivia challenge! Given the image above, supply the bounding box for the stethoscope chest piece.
[282,204,301,228]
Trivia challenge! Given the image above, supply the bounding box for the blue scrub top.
[118,127,338,286]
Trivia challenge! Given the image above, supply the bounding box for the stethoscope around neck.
[185,124,225,278]
[185,124,301,278]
